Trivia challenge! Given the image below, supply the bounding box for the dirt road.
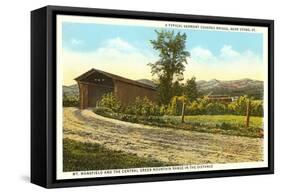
[63,107,263,165]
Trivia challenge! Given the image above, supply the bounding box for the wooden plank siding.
[114,80,157,105]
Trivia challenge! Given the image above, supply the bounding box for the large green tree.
[148,30,190,104]
[184,77,200,102]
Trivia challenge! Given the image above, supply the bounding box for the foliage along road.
[63,107,263,165]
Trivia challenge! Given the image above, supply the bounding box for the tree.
[173,81,184,96]
[148,30,190,104]
[184,77,199,102]
[228,95,247,115]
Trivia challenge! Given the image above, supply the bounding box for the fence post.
[245,99,251,127]
[181,100,185,123]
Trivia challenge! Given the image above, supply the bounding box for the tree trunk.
[245,99,251,128]
[181,100,185,123]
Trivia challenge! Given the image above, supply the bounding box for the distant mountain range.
[196,78,263,98]
[63,78,263,99]
[63,84,79,96]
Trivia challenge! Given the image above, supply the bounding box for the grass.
[63,138,172,172]
[178,115,263,138]
[93,108,263,138]
[181,115,262,128]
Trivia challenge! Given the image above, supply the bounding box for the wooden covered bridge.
[75,68,157,109]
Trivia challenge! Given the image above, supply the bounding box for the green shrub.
[185,97,209,115]
[93,107,113,115]
[228,96,263,116]
[95,93,263,118]
[184,96,263,117]
[205,102,227,115]
[159,105,168,115]
[124,96,163,116]
[228,96,248,115]
[120,114,138,123]
[166,96,187,116]
[251,100,263,116]
[63,95,79,107]
[186,101,201,115]
[96,92,121,112]
[220,122,232,130]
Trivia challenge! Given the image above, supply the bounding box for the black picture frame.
[31,5,274,188]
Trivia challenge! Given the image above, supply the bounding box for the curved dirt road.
[64,107,263,165]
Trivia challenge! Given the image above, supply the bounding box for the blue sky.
[62,23,263,56]
[61,22,264,85]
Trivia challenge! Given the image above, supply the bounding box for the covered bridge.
[75,68,157,109]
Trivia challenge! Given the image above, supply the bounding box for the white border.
[56,16,64,178]
[56,15,269,180]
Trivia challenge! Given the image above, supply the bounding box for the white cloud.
[70,38,84,45]
[61,37,157,85]
[185,45,263,81]
[191,47,215,61]
[220,45,240,58]
[100,37,136,52]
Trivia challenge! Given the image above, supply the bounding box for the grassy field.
[177,115,264,138]
[93,108,263,138]
[181,115,263,128]
[63,138,172,172]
